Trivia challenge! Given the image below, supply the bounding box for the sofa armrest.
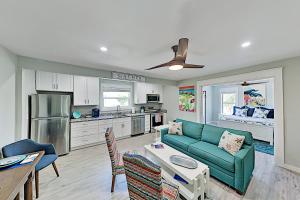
[160,128,169,142]
[234,145,255,194]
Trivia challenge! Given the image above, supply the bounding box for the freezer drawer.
[31,117,70,155]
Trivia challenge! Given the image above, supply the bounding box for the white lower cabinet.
[71,121,101,149]
[112,117,131,138]
[71,117,132,149]
[99,119,113,142]
[145,114,151,133]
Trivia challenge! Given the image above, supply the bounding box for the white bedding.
[219,114,274,126]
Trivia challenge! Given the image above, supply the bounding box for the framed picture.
[243,84,266,107]
[179,85,196,112]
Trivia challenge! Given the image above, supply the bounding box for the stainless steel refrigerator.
[29,94,71,155]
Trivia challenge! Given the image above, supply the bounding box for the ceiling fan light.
[169,64,183,71]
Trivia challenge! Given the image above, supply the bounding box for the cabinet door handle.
[88,99,89,104]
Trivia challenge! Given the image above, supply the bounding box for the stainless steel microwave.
[147,94,160,103]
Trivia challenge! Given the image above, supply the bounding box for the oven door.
[151,113,163,129]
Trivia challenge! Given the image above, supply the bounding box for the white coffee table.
[144,143,210,200]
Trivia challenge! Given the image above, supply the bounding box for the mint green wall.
[168,56,300,169]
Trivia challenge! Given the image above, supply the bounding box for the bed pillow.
[168,122,183,135]
[235,108,248,117]
[218,130,245,155]
[233,106,246,115]
[247,107,256,117]
[259,107,274,119]
[252,108,270,119]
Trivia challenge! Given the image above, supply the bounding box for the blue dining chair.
[2,139,59,198]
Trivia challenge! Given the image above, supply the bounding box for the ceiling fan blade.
[176,38,189,61]
[183,64,205,68]
[241,81,268,86]
[145,61,171,70]
[249,81,268,85]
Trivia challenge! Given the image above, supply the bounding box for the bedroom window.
[221,93,236,115]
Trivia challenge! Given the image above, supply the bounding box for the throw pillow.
[168,122,183,135]
[252,108,270,119]
[235,108,248,117]
[218,130,245,155]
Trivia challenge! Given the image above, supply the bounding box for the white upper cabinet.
[56,73,73,92]
[86,77,100,105]
[73,76,87,105]
[73,75,99,106]
[134,82,164,104]
[36,71,73,92]
[134,82,147,104]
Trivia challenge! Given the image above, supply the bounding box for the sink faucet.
[116,105,121,114]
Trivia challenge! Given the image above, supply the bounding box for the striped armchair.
[105,127,125,192]
[123,153,179,200]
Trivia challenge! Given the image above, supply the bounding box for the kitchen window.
[101,79,133,110]
[221,92,237,115]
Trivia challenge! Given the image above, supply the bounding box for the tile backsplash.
[71,103,162,117]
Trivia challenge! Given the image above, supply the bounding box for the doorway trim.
[196,67,284,167]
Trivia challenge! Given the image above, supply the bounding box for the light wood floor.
[37,134,300,200]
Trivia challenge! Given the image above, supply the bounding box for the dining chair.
[123,153,179,200]
[105,127,125,192]
[2,139,59,198]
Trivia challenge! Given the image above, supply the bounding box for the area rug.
[253,140,274,155]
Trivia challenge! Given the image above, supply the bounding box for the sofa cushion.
[201,125,226,145]
[202,124,253,146]
[224,128,253,145]
[188,141,235,173]
[176,119,204,140]
[164,135,199,152]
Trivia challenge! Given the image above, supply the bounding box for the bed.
[217,114,274,145]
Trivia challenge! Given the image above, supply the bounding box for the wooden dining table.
[0,151,44,200]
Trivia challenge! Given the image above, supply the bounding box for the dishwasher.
[131,115,145,136]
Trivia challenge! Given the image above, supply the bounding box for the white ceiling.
[1,0,300,81]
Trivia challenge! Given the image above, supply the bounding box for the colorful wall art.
[243,84,266,107]
[179,85,196,112]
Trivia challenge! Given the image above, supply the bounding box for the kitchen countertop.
[70,111,166,123]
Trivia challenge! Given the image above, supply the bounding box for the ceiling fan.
[146,38,205,71]
[240,81,268,86]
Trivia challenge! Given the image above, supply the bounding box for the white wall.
[20,69,36,139]
[0,46,17,148]
[162,85,179,122]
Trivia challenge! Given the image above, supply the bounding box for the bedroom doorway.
[196,68,284,167]
[201,79,275,156]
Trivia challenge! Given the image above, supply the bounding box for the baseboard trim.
[282,164,300,175]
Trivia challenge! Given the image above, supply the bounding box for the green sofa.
[161,119,255,194]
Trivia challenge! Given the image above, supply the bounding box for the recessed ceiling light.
[100,46,108,52]
[169,64,183,71]
[241,41,251,48]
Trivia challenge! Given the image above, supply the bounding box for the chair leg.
[52,162,60,177]
[35,171,39,199]
[111,175,116,193]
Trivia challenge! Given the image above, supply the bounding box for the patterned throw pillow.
[252,108,270,119]
[168,122,183,135]
[218,130,245,155]
[235,108,248,117]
